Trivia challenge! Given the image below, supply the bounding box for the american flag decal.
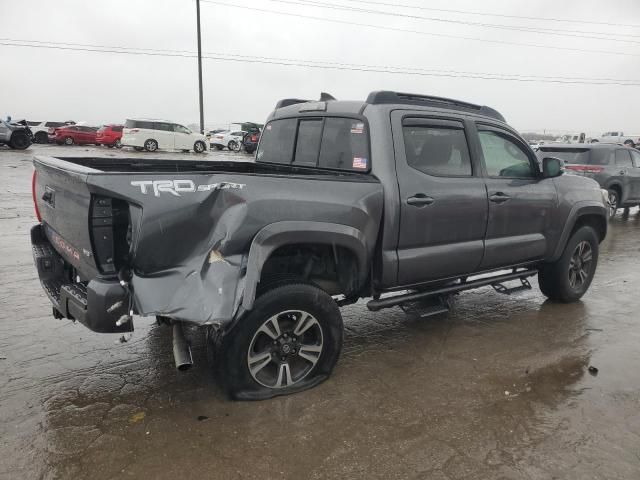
[352,157,368,169]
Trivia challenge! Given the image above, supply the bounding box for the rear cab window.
[257,116,370,172]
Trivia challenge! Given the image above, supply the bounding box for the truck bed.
[32,155,384,330]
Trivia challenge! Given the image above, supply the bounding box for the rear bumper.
[31,224,132,333]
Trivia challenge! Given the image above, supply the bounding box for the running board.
[400,295,451,318]
[367,269,537,312]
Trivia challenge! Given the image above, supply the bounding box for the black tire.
[64,136,74,146]
[144,139,158,152]
[624,140,635,147]
[217,283,343,400]
[9,131,30,150]
[106,144,114,148]
[538,226,599,303]
[133,146,144,152]
[245,147,255,154]
[114,139,122,149]
[194,140,206,153]
[607,189,619,218]
[35,132,48,144]
[228,140,239,151]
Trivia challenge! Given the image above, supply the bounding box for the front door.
[393,112,488,286]
[173,124,192,150]
[628,149,640,201]
[475,124,557,270]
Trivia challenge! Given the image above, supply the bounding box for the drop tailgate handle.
[406,194,435,207]
[489,192,511,204]
[42,186,55,207]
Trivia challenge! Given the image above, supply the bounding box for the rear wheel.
[216,283,343,400]
[538,226,599,303]
[144,139,158,152]
[624,140,635,147]
[9,131,30,150]
[64,136,74,145]
[35,132,48,144]
[114,139,122,148]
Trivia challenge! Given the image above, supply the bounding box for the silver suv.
[540,143,640,217]
[0,119,32,150]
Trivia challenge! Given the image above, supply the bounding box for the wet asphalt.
[0,144,639,480]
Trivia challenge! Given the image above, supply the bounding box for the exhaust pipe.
[172,322,193,371]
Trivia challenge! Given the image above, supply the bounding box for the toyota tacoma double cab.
[30,91,608,400]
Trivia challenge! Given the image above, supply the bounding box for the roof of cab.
[270,90,505,122]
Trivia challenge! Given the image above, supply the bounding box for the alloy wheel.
[568,240,593,290]
[247,310,324,389]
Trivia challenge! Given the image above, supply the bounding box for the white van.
[122,119,207,153]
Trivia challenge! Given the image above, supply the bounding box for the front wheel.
[607,189,619,218]
[216,283,343,400]
[114,139,122,148]
[193,140,206,153]
[538,226,599,303]
[64,136,74,145]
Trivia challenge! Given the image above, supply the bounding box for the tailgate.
[33,157,99,279]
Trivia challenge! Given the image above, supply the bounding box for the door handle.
[406,194,435,207]
[489,192,511,204]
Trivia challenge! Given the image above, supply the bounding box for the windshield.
[539,148,611,165]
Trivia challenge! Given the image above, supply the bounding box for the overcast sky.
[1,0,639,135]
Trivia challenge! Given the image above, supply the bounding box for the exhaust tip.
[172,322,194,371]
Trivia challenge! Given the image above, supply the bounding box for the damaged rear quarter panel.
[88,169,383,326]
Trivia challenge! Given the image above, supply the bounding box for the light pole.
[196,0,205,134]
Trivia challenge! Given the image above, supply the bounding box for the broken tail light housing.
[32,170,42,222]
[90,196,131,274]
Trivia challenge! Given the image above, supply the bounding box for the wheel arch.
[242,221,370,310]
[550,202,607,262]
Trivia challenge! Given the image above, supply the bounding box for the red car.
[96,124,124,148]
[49,125,98,146]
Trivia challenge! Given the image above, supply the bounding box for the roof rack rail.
[366,90,505,122]
[275,98,310,109]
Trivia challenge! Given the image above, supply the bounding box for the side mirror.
[542,157,563,178]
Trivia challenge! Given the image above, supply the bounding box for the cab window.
[478,130,535,178]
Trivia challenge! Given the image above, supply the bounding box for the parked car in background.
[96,124,124,148]
[210,130,246,150]
[593,131,639,147]
[206,129,227,141]
[28,121,75,144]
[50,125,98,145]
[242,129,261,154]
[0,119,32,149]
[121,119,207,153]
[539,143,640,217]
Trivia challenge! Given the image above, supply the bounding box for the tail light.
[90,196,131,274]
[565,165,604,174]
[251,134,258,142]
[32,170,42,222]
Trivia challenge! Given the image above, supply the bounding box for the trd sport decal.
[131,180,246,197]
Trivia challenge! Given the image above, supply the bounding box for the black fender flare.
[549,201,608,262]
[242,221,369,310]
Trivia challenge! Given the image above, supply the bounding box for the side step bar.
[367,269,537,312]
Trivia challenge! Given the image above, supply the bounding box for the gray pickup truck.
[31,91,608,399]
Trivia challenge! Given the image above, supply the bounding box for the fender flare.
[242,221,369,310]
[550,201,608,261]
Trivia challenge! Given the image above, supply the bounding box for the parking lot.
[1,144,639,479]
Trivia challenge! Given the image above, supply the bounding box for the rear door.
[392,112,488,286]
[475,123,557,269]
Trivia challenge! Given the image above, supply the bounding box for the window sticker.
[351,122,364,134]
[352,157,368,169]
